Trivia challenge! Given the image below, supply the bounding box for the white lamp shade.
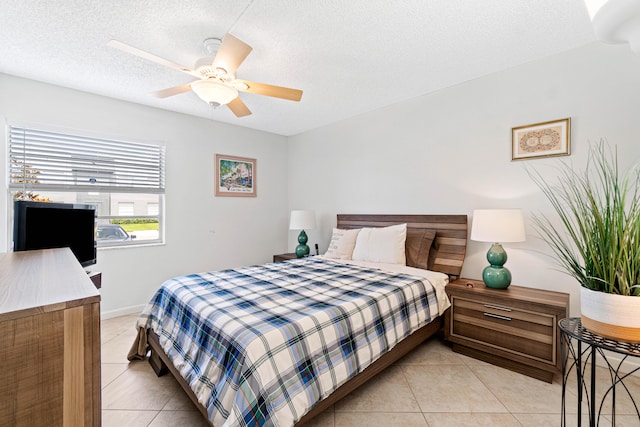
[470,209,526,243]
[289,210,316,230]
[190,79,238,106]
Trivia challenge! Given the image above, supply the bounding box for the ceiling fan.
[107,34,303,118]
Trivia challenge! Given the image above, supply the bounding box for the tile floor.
[101,315,640,426]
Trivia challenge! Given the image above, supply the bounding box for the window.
[8,124,165,247]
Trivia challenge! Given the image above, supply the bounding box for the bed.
[128,214,467,426]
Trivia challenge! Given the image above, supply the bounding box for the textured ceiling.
[0,0,597,136]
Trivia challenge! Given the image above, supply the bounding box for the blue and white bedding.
[130,256,449,427]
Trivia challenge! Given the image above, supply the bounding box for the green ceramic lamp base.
[482,242,512,289]
[482,265,512,289]
[295,230,310,258]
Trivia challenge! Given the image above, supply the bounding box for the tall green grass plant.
[529,142,640,296]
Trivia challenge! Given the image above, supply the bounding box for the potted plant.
[529,142,640,342]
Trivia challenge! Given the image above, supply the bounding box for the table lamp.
[470,209,526,289]
[289,210,316,258]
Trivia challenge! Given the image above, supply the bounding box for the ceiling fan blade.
[227,97,252,117]
[235,80,303,101]
[107,40,201,79]
[213,34,252,76]
[152,83,194,98]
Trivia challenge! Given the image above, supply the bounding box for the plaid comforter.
[133,257,443,427]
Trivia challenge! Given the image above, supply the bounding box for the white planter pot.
[580,287,640,343]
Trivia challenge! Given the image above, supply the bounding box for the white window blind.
[9,125,165,193]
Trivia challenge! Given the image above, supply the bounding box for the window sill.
[97,241,165,251]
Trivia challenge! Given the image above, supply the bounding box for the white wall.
[0,73,289,317]
[287,42,640,316]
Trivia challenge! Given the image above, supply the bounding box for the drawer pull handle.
[483,304,512,312]
[484,312,512,321]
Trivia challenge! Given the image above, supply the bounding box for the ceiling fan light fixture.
[191,79,238,107]
[195,56,216,71]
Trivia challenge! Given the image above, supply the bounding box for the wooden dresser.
[0,248,101,426]
[444,278,569,383]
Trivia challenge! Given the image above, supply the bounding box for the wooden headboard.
[336,214,468,278]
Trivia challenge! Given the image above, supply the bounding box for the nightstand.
[273,253,298,262]
[444,278,569,383]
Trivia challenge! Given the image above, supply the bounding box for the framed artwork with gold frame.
[512,118,571,161]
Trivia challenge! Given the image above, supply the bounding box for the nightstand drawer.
[451,296,555,362]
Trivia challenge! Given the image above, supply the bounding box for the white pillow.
[324,228,361,260]
[352,223,407,265]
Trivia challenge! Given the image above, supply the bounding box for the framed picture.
[512,118,571,161]
[215,154,256,197]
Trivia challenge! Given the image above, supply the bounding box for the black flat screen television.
[13,200,97,267]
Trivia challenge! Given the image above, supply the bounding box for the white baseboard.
[101,304,145,320]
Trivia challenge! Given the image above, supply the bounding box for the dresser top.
[0,248,100,321]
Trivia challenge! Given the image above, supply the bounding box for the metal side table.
[559,317,640,426]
